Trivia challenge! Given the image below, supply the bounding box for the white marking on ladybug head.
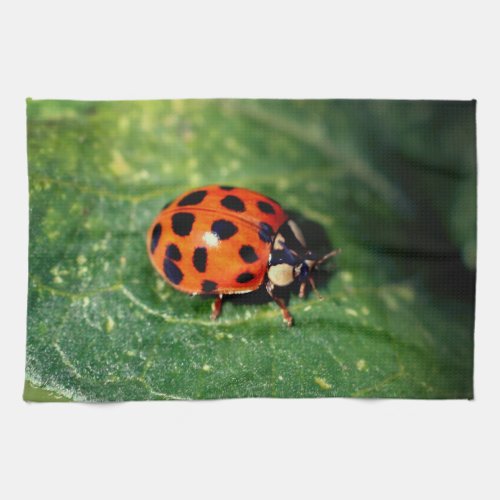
[202,231,220,248]
[287,219,306,247]
[273,220,306,252]
[268,263,294,287]
[273,233,286,251]
[305,258,315,270]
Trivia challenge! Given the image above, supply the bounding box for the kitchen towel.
[24,99,476,401]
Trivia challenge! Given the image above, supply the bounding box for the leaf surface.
[25,99,475,401]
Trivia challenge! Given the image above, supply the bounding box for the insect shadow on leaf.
[224,210,340,308]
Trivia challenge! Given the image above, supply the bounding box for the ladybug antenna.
[316,248,341,266]
[299,248,341,300]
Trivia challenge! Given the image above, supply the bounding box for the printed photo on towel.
[24,99,476,401]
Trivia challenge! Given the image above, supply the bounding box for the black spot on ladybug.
[177,190,208,206]
[166,243,182,261]
[193,247,207,272]
[221,195,245,212]
[257,200,275,214]
[150,223,162,254]
[219,185,234,191]
[201,280,218,293]
[162,200,172,210]
[236,272,255,283]
[258,222,274,243]
[177,191,207,207]
[211,219,238,240]
[239,245,259,263]
[164,259,184,285]
[172,212,195,236]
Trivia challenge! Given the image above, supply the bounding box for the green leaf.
[25,99,474,401]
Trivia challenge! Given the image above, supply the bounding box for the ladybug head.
[267,220,340,295]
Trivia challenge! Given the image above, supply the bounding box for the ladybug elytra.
[147,185,339,326]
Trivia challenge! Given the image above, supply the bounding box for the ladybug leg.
[211,294,224,321]
[274,296,294,327]
[266,281,294,327]
[299,276,323,300]
[308,276,324,301]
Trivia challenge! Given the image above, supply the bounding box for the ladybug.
[147,185,339,326]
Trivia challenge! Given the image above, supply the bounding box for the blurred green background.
[24,99,475,401]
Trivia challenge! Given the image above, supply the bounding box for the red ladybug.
[147,185,339,326]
